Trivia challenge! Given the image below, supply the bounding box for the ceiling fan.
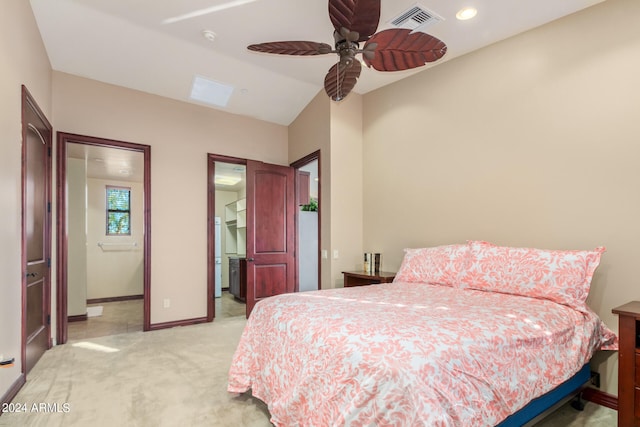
[247,0,447,101]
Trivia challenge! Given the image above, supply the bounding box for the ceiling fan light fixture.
[456,7,478,21]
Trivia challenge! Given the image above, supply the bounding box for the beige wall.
[329,95,364,287]
[86,178,144,299]
[52,72,288,324]
[362,0,640,395]
[67,158,88,316]
[0,0,52,398]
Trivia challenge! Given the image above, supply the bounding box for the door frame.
[21,85,53,373]
[291,150,321,291]
[56,132,152,344]
[207,154,247,320]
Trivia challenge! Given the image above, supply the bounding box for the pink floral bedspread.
[228,282,616,426]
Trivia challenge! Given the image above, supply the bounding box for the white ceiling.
[67,143,144,183]
[30,0,603,126]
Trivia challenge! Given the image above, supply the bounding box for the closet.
[225,198,247,301]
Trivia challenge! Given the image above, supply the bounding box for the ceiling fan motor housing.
[336,39,360,68]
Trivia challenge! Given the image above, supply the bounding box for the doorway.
[211,159,247,319]
[57,133,151,344]
[291,151,321,292]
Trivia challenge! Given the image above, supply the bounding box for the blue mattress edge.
[495,363,591,427]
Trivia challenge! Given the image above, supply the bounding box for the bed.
[228,241,617,426]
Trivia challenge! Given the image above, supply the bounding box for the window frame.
[106,185,132,236]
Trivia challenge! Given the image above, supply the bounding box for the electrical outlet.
[322,250,328,259]
[333,250,339,259]
[163,298,170,308]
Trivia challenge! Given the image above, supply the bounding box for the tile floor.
[67,299,143,341]
[67,291,245,341]
[216,291,247,318]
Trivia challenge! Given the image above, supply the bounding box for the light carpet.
[1,317,271,427]
[0,317,617,426]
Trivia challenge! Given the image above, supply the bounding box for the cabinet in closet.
[229,257,246,302]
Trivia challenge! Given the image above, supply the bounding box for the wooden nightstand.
[342,271,396,287]
[612,301,640,427]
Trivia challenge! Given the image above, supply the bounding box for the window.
[106,186,131,235]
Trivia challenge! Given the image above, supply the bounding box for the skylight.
[190,75,234,107]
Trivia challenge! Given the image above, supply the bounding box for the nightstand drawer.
[637,353,640,385]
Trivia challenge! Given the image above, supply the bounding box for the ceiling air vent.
[389,4,444,32]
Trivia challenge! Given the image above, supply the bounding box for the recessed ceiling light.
[456,7,477,20]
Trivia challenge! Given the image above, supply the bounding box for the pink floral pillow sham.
[459,241,605,309]
[393,244,470,286]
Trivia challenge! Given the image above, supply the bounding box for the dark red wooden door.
[22,86,52,373]
[245,160,295,317]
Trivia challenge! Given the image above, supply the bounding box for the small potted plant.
[300,198,318,212]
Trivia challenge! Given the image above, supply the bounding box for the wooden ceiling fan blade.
[324,60,361,101]
[248,41,333,56]
[363,29,447,71]
[329,0,380,42]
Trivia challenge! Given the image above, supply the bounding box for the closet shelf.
[225,198,246,255]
